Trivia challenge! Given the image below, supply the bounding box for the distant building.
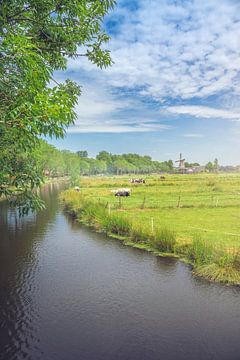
[219,165,240,172]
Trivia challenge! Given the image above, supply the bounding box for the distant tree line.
[33,142,175,181]
[32,144,236,185]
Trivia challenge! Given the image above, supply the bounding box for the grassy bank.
[60,173,240,285]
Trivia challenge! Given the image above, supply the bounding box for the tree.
[0,0,116,214]
[112,158,130,175]
[205,162,214,172]
[96,151,112,162]
[213,158,219,173]
[76,150,88,158]
[79,160,90,175]
[185,162,200,168]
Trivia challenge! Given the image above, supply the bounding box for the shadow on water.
[0,183,240,360]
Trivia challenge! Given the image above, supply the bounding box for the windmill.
[175,153,186,172]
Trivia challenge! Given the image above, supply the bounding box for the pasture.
[61,173,240,284]
[77,173,240,248]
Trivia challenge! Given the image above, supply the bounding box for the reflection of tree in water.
[0,182,68,360]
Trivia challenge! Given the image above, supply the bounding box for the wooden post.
[215,198,219,207]
[177,195,181,208]
[119,196,122,209]
[151,217,154,233]
[141,196,146,209]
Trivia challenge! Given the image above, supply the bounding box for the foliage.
[0,0,115,213]
[205,162,214,172]
[77,151,88,158]
[95,151,174,174]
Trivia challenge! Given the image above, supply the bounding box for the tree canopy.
[0,0,116,214]
[24,142,176,181]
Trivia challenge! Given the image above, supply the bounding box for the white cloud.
[53,71,172,133]
[183,133,204,138]
[55,0,240,135]
[73,84,129,120]
[69,0,240,102]
[166,105,240,119]
[67,123,170,133]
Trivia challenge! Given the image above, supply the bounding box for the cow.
[115,190,131,197]
[111,188,131,197]
[129,178,145,184]
[160,176,166,180]
[74,186,80,192]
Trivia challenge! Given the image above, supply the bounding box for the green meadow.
[61,173,240,284]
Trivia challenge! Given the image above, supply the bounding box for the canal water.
[0,183,240,360]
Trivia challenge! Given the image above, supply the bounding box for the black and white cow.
[111,188,131,197]
[115,190,131,197]
[129,178,146,184]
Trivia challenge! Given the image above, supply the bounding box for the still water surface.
[0,183,240,360]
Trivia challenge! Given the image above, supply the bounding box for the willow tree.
[0,0,115,214]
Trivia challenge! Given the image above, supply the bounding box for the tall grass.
[188,239,240,284]
[82,201,106,229]
[102,213,132,236]
[151,228,176,252]
[186,235,214,266]
[130,225,152,243]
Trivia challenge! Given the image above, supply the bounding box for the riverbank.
[60,178,240,285]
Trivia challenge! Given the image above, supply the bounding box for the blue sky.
[50,0,240,165]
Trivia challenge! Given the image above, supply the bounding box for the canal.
[0,183,240,360]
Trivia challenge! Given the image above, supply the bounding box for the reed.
[102,213,132,236]
[130,225,152,243]
[151,228,176,252]
[186,236,214,266]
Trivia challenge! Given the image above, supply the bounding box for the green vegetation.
[61,173,240,285]
[0,0,115,213]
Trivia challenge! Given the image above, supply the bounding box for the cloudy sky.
[51,0,240,165]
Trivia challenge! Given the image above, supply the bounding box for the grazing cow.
[115,190,130,197]
[160,176,166,180]
[111,188,131,197]
[74,186,80,192]
[129,178,145,184]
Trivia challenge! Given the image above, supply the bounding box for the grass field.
[61,173,240,284]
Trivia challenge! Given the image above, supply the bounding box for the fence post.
[215,198,219,207]
[118,196,122,209]
[151,217,154,233]
[177,195,181,208]
[141,196,146,209]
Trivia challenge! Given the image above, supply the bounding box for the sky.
[50,0,240,165]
